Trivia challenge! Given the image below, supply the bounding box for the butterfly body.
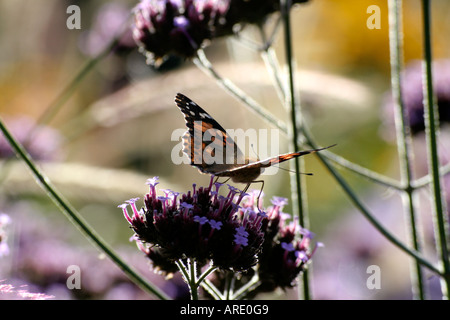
[175,93,334,185]
[214,157,262,183]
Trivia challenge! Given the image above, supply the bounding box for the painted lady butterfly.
[175,93,334,193]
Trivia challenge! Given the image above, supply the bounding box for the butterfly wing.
[175,93,245,174]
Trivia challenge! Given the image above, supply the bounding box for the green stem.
[196,264,218,285]
[175,260,190,284]
[421,0,450,299]
[414,163,450,189]
[176,259,200,300]
[224,272,234,300]
[201,278,224,300]
[0,118,169,300]
[194,50,288,133]
[231,274,261,300]
[325,150,404,191]
[33,15,131,131]
[280,0,310,300]
[189,258,199,300]
[388,0,425,299]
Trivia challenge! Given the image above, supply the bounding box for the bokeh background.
[0,0,449,299]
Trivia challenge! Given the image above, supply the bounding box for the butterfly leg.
[252,180,265,211]
[213,176,231,184]
[242,181,265,211]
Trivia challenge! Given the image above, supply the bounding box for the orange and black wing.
[175,93,245,174]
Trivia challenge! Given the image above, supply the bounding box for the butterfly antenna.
[250,143,259,160]
[275,165,314,176]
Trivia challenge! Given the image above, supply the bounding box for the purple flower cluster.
[236,193,322,293]
[120,177,321,296]
[8,207,188,300]
[132,0,310,65]
[80,3,136,57]
[133,0,229,65]
[119,176,267,273]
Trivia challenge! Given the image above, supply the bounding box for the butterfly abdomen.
[216,163,263,183]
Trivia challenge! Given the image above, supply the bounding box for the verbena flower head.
[121,177,322,297]
[204,193,321,297]
[119,176,267,274]
[242,193,321,291]
[132,0,229,65]
[131,0,310,66]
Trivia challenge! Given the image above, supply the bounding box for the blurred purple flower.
[0,281,55,300]
[382,59,450,137]
[0,116,63,161]
[206,192,321,298]
[3,206,188,300]
[120,176,267,273]
[80,3,136,56]
[251,196,321,291]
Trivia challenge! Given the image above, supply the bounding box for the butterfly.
[175,93,335,196]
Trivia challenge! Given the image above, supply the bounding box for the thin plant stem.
[280,0,310,300]
[176,258,200,300]
[414,163,450,189]
[388,0,425,299]
[324,150,405,191]
[194,50,288,133]
[224,272,234,300]
[197,264,218,285]
[30,13,132,139]
[231,274,261,300]
[177,259,219,300]
[421,0,450,298]
[0,118,169,300]
[260,46,287,104]
[201,278,225,300]
[258,22,404,192]
[175,260,190,284]
[189,258,199,300]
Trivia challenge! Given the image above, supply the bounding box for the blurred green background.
[0,0,449,299]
